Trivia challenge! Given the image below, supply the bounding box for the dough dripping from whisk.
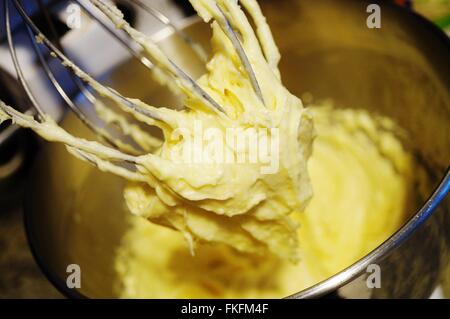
[0,0,314,262]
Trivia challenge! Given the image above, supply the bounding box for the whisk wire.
[30,0,147,154]
[26,23,141,153]
[125,0,208,62]
[2,0,269,149]
[12,0,167,123]
[4,0,46,121]
[216,4,266,107]
[74,0,155,70]
[89,0,228,116]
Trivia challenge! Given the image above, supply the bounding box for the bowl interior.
[25,0,449,298]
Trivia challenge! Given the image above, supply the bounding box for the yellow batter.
[1,0,315,262]
[114,105,414,298]
[0,0,415,298]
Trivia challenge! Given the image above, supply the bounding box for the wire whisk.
[0,0,275,174]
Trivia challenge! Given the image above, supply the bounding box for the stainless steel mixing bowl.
[24,0,449,298]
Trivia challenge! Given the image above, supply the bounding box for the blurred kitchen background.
[0,0,449,298]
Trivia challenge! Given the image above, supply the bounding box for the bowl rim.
[23,0,450,299]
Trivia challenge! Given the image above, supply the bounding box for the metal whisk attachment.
[1,0,267,159]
